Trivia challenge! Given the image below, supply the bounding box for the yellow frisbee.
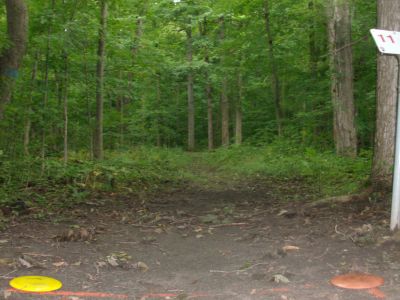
[10,276,62,292]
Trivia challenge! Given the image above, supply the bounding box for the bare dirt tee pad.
[0,180,397,300]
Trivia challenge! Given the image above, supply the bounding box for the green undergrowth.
[201,140,372,197]
[0,147,192,212]
[0,142,372,216]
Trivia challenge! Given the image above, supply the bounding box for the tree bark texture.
[63,53,69,166]
[24,57,38,157]
[372,1,400,190]
[328,0,357,157]
[94,0,108,160]
[201,17,214,151]
[0,0,28,119]
[187,26,195,151]
[206,73,214,150]
[219,16,230,147]
[126,15,144,107]
[264,0,283,136]
[156,74,162,147]
[309,0,318,79]
[41,0,54,173]
[235,72,243,145]
[83,46,94,159]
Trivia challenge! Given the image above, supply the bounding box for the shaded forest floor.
[0,155,399,300]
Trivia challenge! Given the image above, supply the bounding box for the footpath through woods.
[0,155,399,300]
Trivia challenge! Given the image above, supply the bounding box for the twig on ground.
[210,262,269,274]
[130,224,159,229]
[314,247,330,259]
[210,223,248,228]
[0,269,17,278]
[22,252,55,257]
[118,241,139,245]
[334,225,355,242]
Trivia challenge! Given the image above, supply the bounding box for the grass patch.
[202,140,371,197]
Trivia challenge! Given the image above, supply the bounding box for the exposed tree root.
[305,187,373,209]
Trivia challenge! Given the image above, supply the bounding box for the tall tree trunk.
[41,0,55,174]
[94,0,108,160]
[132,16,144,59]
[201,17,214,151]
[156,74,162,147]
[328,0,357,157]
[206,71,214,151]
[219,16,230,147]
[264,0,283,136]
[127,16,144,103]
[118,71,124,148]
[372,1,400,190]
[0,0,28,119]
[187,26,195,151]
[309,0,318,80]
[24,56,38,157]
[235,72,243,145]
[63,53,69,166]
[83,45,93,159]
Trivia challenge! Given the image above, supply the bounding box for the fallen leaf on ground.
[79,227,90,240]
[277,210,288,216]
[354,224,373,234]
[54,227,95,242]
[0,258,14,266]
[135,261,149,272]
[3,290,11,299]
[282,245,300,252]
[96,261,107,268]
[154,228,164,234]
[272,274,290,283]
[194,227,203,233]
[106,255,120,267]
[53,261,68,267]
[106,252,132,268]
[18,255,35,268]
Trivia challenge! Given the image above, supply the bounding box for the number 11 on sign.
[370,29,400,54]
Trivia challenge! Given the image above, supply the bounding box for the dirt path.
[0,180,398,299]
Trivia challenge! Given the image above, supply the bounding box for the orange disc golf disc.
[330,273,384,290]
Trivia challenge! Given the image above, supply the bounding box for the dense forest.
[0,0,398,217]
[4,2,400,298]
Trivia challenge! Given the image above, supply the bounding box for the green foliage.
[0,147,191,209]
[204,141,371,197]
[0,0,377,153]
[0,0,380,215]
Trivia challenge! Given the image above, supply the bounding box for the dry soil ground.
[0,179,399,300]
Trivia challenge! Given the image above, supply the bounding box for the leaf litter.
[1,180,397,299]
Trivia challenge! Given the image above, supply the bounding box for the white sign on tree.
[370,29,400,55]
[371,29,400,230]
